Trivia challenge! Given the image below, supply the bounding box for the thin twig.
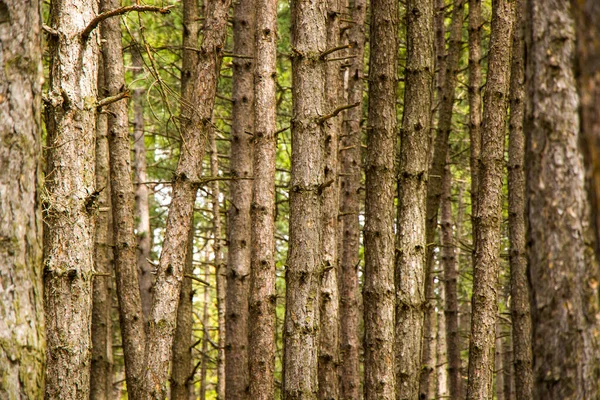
[318,102,360,124]
[81,5,174,39]
[97,90,130,109]
[320,43,352,59]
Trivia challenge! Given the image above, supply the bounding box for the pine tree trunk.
[143,0,231,395]
[91,56,114,400]
[226,0,255,397]
[199,262,211,400]
[502,324,514,400]
[436,282,448,400]
[283,1,327,398]
[318,1,343,397]
[364,0,398,398]
[43,0,99,396]
[248,0,278,398]
[526,1,600,397]
[396,0,434,398]
[466,1,514,398]
[0,1,45,397]
[131,43,153,323]
[507,0,533,398]
[338,1,365,398]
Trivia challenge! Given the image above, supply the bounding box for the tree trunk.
[131,42,153,323]
[0,1,45,397]
[396,0,434,398]
[495,322,505,400]
[507,0,533,398]
[142,0,231,395]
[436,281,448,400]
[226,0,255,397]
[318,1,343,398]
[338,0,365,398]
[283,1,327,398]
[199,262,211,400]
[424,2,463,397]
[91,56,114,400]
[43,0,99,396]
[466,1,514,398]
[503,324,514,400]
[248,0,277,399]
[526,0,600,397]
[364,0,398,398]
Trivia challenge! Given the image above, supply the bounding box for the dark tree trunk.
[338,1,366,398]
[0,1,45,397]
[364,0,398,398]
[396,0,434,398]
[466,0,514,398]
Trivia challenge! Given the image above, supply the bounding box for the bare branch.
[318,102,360,124]
[81,5,174,39]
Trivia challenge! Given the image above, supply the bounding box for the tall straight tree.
[319,0,343,397]
[364,0,398,398]
[396,0,434,398]
[527,0,600,397]
[283,0,326,398]
[0,1,45,397]
[227,0,255,397]
[248,0,277,398]
[43,0,99,396]
[142,0,231,395]
[466,0,514,398]
[507,0,533,398]
[338,0,366,397]
[100,0,147,397]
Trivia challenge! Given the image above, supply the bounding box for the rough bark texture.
[526,1,600,398]
[508,1,533,398]
[503,324,514,400]
[199,263,211,400]
[0,1,45,397]
[364,0,398,398]
[248,1,277,399]
[396,0,434,398]
[466,1,514,398]
[142,0,231,395]
[338,1,365,398]
[131,43,153,322]
[91,56,113,400]
[283,1,326,398]
[495,322,505,400]
[171,224,194,400]
[318,1,343,398]
[424,2,463,398]
[100,0,148,397]
[43,0,99,397]
[441,157,462,400]
[226,0,255,397]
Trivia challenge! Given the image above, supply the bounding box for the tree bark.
[226,0,255,397]
[0,1,45,397]
[199,261,211,400]
[318,1,343,398]
[495,322,505,400]
[43,0,99,397]
[142,0,231,395]
[338,1,365,398]
[283,1,326,398]
[436,281,448,400]
[396,0,434,398]
[507,1,533,398]
[91,55,114,400]
[526,0,600,397]
[364,0,398,399]
[466,1,514,398]
[248,0,277,399]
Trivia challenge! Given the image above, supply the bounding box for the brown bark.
[99,0,148,396]
[338,0,365,398]
[396,0,434,398]
[436,281,448,400]
[424,1,463,398]
[495,322,505,400]
[0,1,45,397]
[283,1,327,398]
[199,261,211,400]
[142,0,231,395]
[131,42,153,322]
[503,324,514,400]
[43,0,99,396]
[226,0,255,397]
[364,0,398,398]
[318,1,343,398]
[466,0,514,398]
[91,56,114,400]
[248,0,277,398]
[507,0,533,398]
[526,0,600,397]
